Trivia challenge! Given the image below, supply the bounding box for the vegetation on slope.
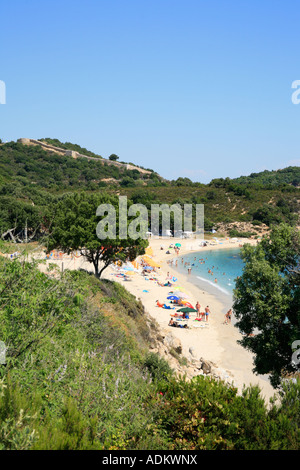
[0,138,299,242]
[0,138,299,449]
[230,166,300,187]
[0,250,299,450]
[39,138,104,159]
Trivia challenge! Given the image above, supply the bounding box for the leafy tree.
[130,189,158,209]
[206,190,216,200]
[233,224,300,387]
[251,204,284,226]
[109,154,119,161]
[47,192,147,278]
[120,177,136,187]
[174,177,193,186]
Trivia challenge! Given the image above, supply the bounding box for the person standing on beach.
[225,309,232,324]
[204,306,210,322]
[196,301,201,317]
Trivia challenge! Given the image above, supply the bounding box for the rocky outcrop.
[147,320,236,386]
[215,221,269,237]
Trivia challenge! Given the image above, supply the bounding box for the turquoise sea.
[171,247,244,312]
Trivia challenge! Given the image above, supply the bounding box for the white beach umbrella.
[176,292,189,299]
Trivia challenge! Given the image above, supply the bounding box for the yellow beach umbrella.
[142,255,162,268]
[173,286,187,292]
[145,246,153,256]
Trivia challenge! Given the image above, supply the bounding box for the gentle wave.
[196,276,231,296]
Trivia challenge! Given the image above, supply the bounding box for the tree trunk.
[98,262,110,279]
[92,258,100,278]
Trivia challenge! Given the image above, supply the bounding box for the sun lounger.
[192,323,209,328]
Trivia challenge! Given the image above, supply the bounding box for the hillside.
[0,138,299,241]
[231,167,300,187]
[0,249,299,450]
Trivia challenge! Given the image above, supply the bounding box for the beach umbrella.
[173,286,187,292]
[145,246,154,256]
[176,307,197,313]
[167,295,180,300]
[143,255,162,268]
[181,301,194,309]
[175,243,181,247]
[122,265,134,271]
[176,292,189,299]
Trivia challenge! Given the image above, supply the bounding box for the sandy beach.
[31,236,276,403]
[107,237,276,401]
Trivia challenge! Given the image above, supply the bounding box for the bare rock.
[163,333,182,355]
[201,359,212,375]
[189,346,196,357]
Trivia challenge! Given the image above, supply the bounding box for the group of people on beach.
[143,243,234,331]
[166,302,211,329]
[195,301,211,321]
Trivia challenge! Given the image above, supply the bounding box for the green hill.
[38,137,104,160]
[0,138,299,241]
[0,140,161,190]
[231,166,300,187]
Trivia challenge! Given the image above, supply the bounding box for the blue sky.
[1,0,300,183]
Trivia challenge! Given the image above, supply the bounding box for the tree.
[47,192,148,278]
[233,224,300,388]
[109,154,119,161]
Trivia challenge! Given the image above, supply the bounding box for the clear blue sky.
[1,0,300,183]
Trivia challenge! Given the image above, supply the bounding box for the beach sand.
[35,236,276,403]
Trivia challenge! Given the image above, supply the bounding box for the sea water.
[171,247,244,313]
[171,247,272,387]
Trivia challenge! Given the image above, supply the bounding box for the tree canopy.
[109,154,119,161]
[233,224,300,387]
[47,192,148,278]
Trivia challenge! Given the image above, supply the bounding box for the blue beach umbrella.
[167,295,180,300]
[122,265,134,271]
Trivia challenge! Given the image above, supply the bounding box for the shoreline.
[22,236,276,403]
[104,237,276,402]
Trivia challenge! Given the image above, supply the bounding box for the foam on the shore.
[196,275,231,296]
